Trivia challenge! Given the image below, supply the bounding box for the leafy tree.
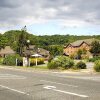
[4,30,21,45]
[76,48,87,59]
[17,29,29,56]
[90,41,100,56]
[45,45,63,57]
[3,30,37,53]
[76,49,83,59]
[82,48,87,54]
[0,34,8,50]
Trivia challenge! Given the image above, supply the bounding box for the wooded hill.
[0,30,100,56]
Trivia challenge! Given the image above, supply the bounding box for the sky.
[0,0,100,35]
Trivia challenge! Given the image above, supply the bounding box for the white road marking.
[0,74,26,79]
[40,80,78,87]
[0,84,29,95]
[43,85,88,98]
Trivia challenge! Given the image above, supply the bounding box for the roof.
[0,46,15,54]
[66,38,100,47]
[23,46,50,56]
[37,48,49,56]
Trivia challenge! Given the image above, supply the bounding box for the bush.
[47,56,74,69]
[17,56,23,66]
[94,60,100,72]
[0,58,4,64]
[47,61,59,69]
[69,54,75,59]
[3,54,22,66]
[75,61,86,69]
[88,56,100,62]
[30,58,44,66]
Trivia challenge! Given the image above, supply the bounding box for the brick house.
[64,38,99,58]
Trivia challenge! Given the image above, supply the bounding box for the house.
[0,46,15,57]
[23,45,50,60]
[63,38,99,58]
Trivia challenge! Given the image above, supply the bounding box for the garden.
[0,54,100,72]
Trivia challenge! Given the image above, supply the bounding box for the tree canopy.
[1,30,100,57]
[0,34,8,50]
[90,41,100,56]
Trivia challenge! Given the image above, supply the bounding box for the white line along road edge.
[43,85,89,98]
[0,84,29,95]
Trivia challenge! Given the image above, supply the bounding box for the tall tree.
[46,45,63,57]
[18,26,29,56]
[90,41,100,56]
[0,34,8,50]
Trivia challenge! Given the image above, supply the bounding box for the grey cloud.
[0,0,100,27]
[0,0,24,8]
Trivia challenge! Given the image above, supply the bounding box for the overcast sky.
[0,0,100,35]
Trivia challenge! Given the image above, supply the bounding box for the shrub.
[48,55,53,62]
[47,61,59,69]
[17,56,23,66]
[47,56,74,69]
[0,58,4,64]
[88,56,100,62]
[69,54,75,59]
[75,61,86,69]
[94,60,100,72]
[3,54,22,66]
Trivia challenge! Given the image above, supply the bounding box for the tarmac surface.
[0,66,100,100]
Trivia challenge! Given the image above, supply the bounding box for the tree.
[17,26,30,56]
[77,49,83,59]
[45,45,63,57]
[4,30,37,52]
[90,41,100,56]
[4,30,21,45]
[76,48,87,59]
[0,34,8,50]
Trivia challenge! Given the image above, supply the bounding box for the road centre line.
[40,80,78,87]
[0,84,29,95]
[44,85,88,98]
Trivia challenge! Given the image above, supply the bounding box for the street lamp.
[27,40,30,43]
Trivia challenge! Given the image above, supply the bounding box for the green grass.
[8,65,49,71]
[30,65,48,70]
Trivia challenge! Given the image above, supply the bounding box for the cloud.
[0,29,6,34]
[0,0,100,28]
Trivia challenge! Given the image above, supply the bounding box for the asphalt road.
[0,67,100,100]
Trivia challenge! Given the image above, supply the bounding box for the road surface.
[0,67,100,100]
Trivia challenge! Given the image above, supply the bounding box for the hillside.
[1,30,100,47]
